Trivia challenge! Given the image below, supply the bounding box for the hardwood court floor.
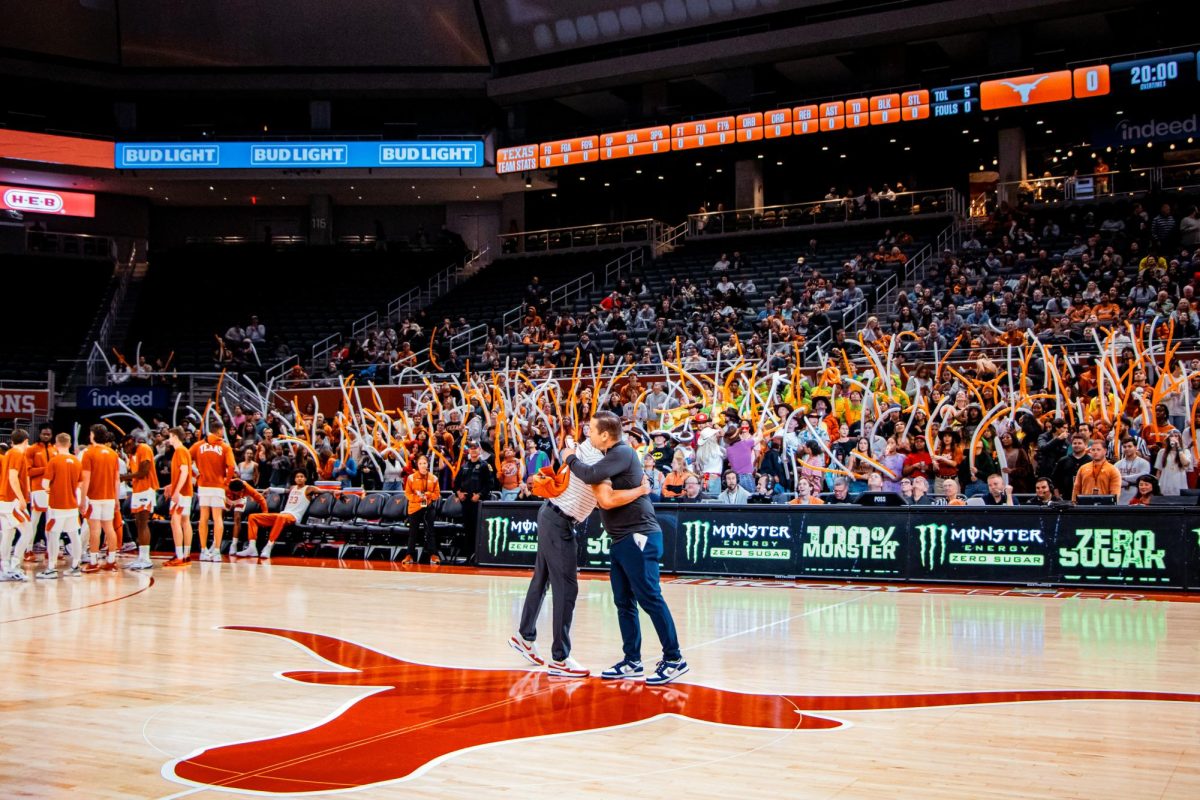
[1,559,1197,799]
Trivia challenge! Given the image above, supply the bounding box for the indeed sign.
[77,386,168,410]
[117,144,220,167]
[1093,114,1197,146]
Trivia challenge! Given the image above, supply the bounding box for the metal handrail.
[265,354,299,382]
[81,240,138,387]
[655,221,688,256]
[25,230,117,260]
[499,218,661,254]
[432,247,646,369]
[993,167,1156,208]
[687,188,956,237]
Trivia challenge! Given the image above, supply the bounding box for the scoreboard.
[495,49,1200,173]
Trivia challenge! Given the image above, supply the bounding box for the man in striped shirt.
[508,432,650,678]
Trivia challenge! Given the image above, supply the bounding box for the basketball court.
[3,560,1196,799]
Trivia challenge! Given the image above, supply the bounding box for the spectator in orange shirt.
[1072,440,1122,501]
[401,455,441,565]
[788,478,825,505]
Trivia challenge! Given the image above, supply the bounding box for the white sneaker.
[126,558,154,571]
[64,566,82,577]
[236,545,258,558]
[508,635,545,666]
[547,656,590,678]
[36,568,59,580]
[3,570,27,582]
[121,541,138,553]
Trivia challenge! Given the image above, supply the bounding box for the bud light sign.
[115,140,484,169]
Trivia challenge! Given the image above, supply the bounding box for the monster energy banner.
[795,511,906,578]
[909,510,1054,584]
[675,507,794,575]
[1049,509,1188,587]
[477,503,674,572]
[480,507,541,567]
[477,502,1200,590]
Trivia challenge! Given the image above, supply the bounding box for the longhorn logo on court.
[162,627,1200,795]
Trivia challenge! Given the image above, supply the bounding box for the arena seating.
[0,256,114,381]
[124,245,461,372]
[421,249,633,334]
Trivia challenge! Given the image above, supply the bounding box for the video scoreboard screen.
[495,50,1200,173]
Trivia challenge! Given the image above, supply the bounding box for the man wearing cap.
[509,429,651,679]
[649,431,674,472]
[453,440,496,564]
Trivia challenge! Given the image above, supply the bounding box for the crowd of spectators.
[302,228,918,386]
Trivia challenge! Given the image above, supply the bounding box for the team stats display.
[494,51,1199,174]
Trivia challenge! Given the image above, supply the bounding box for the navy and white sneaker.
[600,658,644,680]
[646,659,689,686]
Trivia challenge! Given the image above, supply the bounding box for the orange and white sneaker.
[429,555,442,566]
[400,555,415,565]
[101,560,119,572]
[163,556,190,567]
[81,562,104,574]
[508,635,545,666]
[547,657,591,678]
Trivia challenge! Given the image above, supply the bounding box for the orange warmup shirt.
[26,444,50,491]
[0,448,31,503]
[81,445,120,501]
[170,446,194,497]
[45,453,82,510]
[129,443,160,493]
[190,435,235,489]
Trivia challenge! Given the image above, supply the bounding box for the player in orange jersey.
[79,424,122,573]
[223,478,268,557]
[0,429,33,581]
[40,433,83,579]
[163,427,194,567]
[190,420,236,562]
[121,434,159,570]
[23,426,54,565]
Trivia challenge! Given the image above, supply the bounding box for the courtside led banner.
[0,184,96,218]
[115,140,484,170]
[478,503,1200,590]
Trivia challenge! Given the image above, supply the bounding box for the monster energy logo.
[485,516,538,554]
[683,520,711,562]
[916,523,949,568]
